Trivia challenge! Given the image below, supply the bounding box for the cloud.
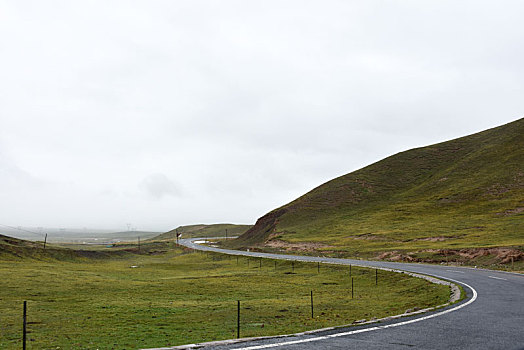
[139,173,182,199]
[0,147,44,189]
[0,1,522,230]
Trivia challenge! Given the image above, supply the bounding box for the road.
[171,238,524,350]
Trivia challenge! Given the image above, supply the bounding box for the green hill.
[153,223,252,240]
[0,234,108,260]
[0,234,173,261]
[231,118,524,267]
[0,234,46,258]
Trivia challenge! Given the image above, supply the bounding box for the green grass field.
[0,247,449,349]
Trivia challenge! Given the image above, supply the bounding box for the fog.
[1,1,523,232]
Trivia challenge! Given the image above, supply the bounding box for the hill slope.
[232,118,524,266]
[153,223,252,240]
[0,234,110,260]
[0,234,171,261]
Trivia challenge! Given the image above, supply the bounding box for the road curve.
[175,238,523,350]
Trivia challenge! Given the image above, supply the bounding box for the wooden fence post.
[310,291,314,318]
[23,301,27,350]
[237,300,240,338]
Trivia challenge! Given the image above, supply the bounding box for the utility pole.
[43,233,47,250]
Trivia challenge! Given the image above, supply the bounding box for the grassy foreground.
[0,248,449,349]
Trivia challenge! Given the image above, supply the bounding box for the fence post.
[23,301,27,350]
[317,262,320,273]
[351,277,354,299]
[375,268,378,285]
[237,300,240,339]
[310,290,314,318]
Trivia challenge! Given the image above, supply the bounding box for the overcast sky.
[1,1,523,232]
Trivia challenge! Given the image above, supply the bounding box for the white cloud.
[139,173,182,199]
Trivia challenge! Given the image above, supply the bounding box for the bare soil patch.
[376,247,523,264]
[413,236,448,242]
[348,233,390,241]
[497,207,524,216]
[265,239,334,252]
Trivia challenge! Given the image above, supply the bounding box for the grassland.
[0,245,449,349]
[230,118,524,268]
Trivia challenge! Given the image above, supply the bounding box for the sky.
[1,1,523,232]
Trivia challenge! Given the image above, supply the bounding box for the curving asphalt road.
[171,238,523,350]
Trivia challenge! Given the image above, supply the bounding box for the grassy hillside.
[0,234,173,261]
[153,223,252,240]
[231,118,524,267]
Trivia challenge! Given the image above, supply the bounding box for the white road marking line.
[233,278,478,350]
[488,276,507,281]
